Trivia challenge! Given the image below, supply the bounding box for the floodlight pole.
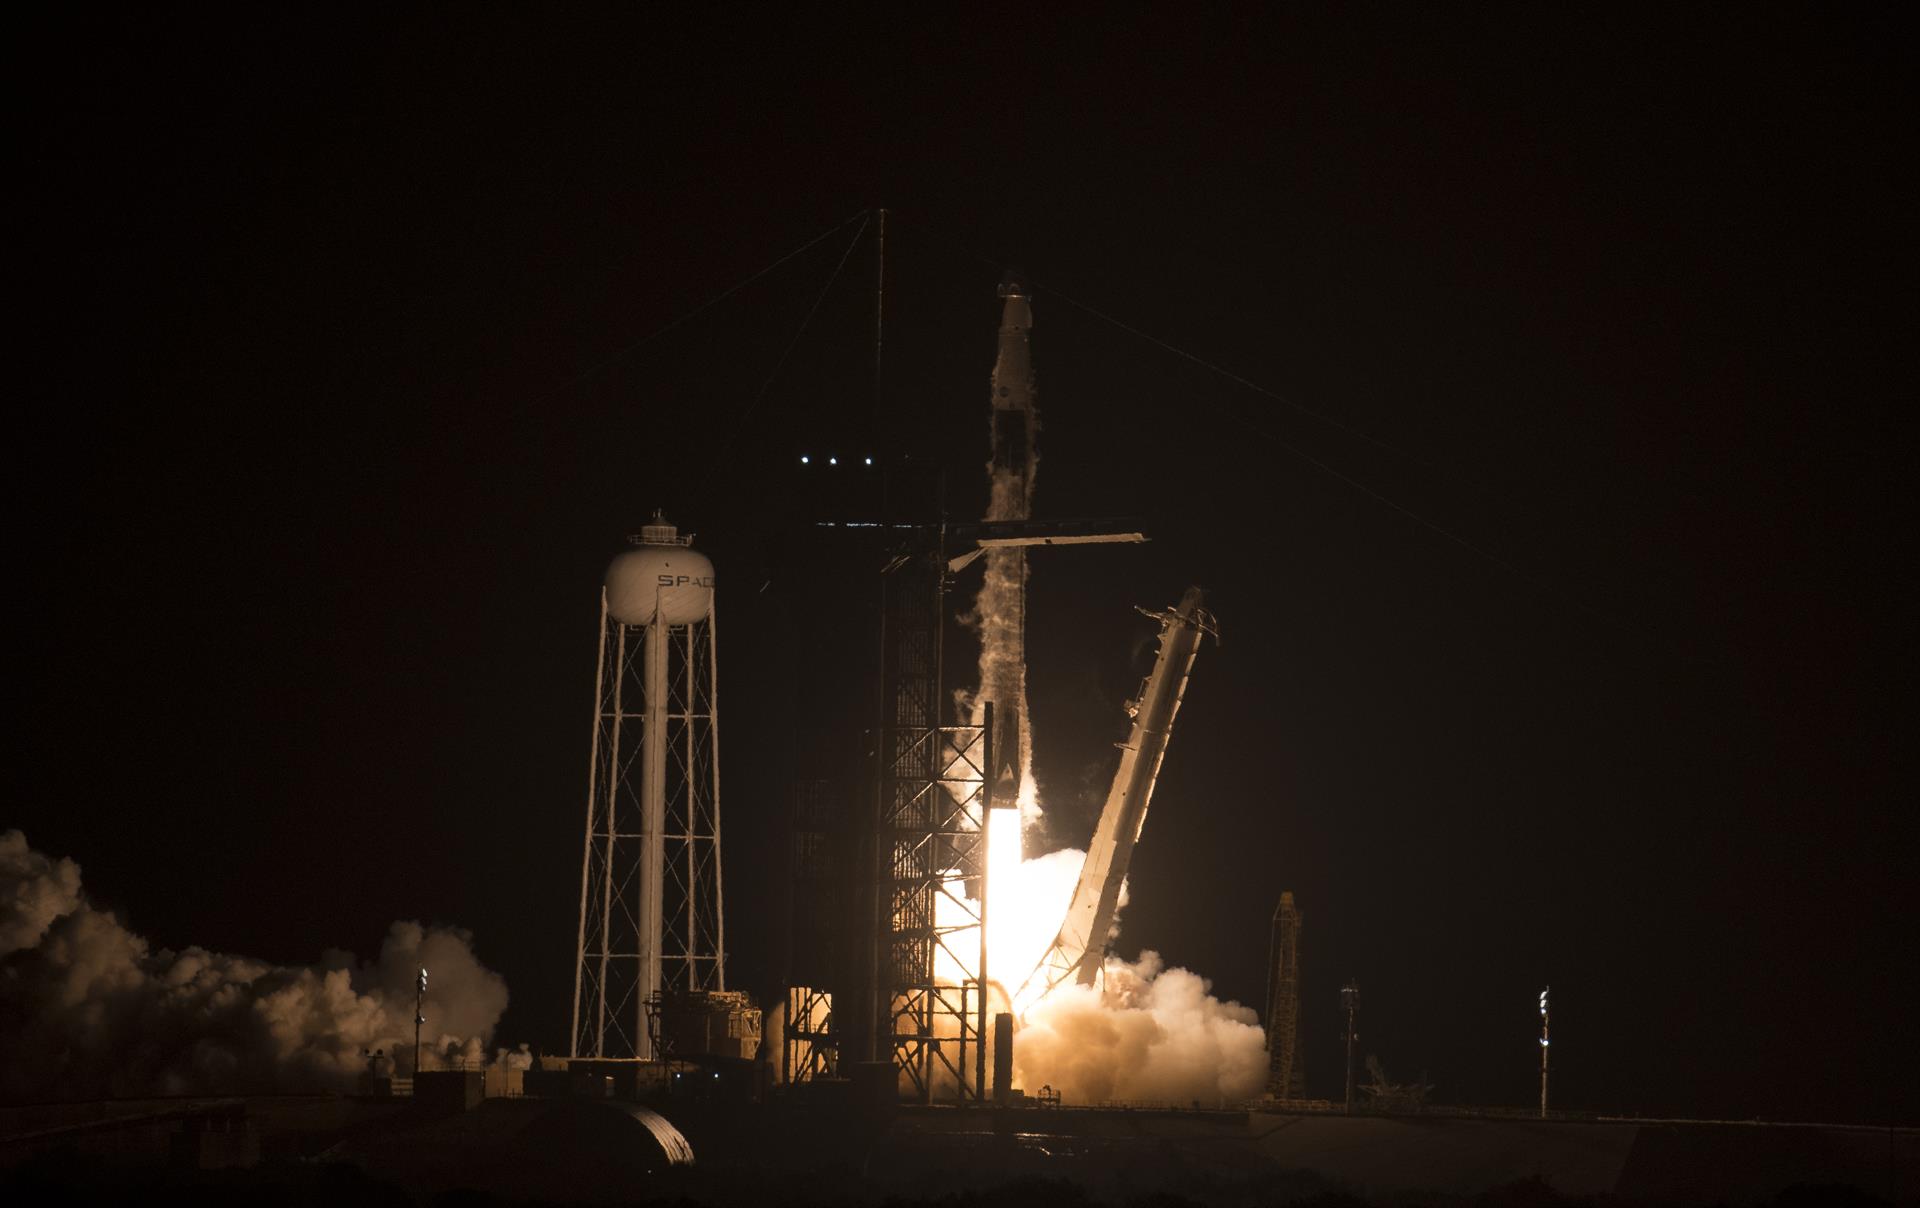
[1539,985,1550,1118]
[1341,981,1359,1114]
[415,966,429,1080]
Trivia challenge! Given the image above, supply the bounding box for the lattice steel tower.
[875,532,990,1103]
[572,514,725,1061]
[1265,890,1305,1098]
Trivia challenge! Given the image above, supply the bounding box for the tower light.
[1538,984,1550,1118]
[415,966,428,1080]
[1341,981,1359,1115]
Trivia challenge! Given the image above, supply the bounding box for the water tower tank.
[604,514,714,626]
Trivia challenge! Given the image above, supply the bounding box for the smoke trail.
[0,830,508,1101]
[964,470,1042,828]
[1011,950,1268,1106]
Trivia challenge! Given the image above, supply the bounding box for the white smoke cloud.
[1012,950,1268,1106]
[1,831,83,957]
[0,829,508,1101]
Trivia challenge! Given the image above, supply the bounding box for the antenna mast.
[873,207,887,424]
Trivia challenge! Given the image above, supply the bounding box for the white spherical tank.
[604,515,714,626]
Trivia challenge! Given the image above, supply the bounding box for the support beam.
[1020,587,1216,1001]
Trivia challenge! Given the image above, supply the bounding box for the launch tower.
[875,528,992,1103]
[571,514,725,1061]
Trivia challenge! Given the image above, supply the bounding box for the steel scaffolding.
[782,772,845,1083]
[876,535,990,1103]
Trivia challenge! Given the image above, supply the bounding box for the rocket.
[991,279,1037,483]
[980,278,1038,814]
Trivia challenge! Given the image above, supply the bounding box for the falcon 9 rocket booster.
[980,277,1039,821]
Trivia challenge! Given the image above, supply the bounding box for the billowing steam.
[1012,951,1268,1106]
[931,815,1265,1106]
[0,830,508,1101]
[982,842,1263,1107]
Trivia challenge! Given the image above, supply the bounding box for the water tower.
[571,512,724,1061]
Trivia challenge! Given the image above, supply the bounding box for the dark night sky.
[14,8,1911,1124]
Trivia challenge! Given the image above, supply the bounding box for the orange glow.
[986,807,1023,980]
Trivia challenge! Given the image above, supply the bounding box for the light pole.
[1538,985,1550,1118]
[415,966,429,1080]
[1341,981,1359,1114]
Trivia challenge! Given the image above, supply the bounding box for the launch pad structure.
[1019,586,1217,1001]
[873,529,992,1103]
[567,248,1208,1107]
[866,517,1173,1102]
[775,274,1207,1106]
[780,505,1156,1103]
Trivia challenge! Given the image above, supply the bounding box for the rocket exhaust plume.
[1013,951,1269,1106]
[942,838,1266,1107]
[964,582,1251,1104]
[0,830,510,1100]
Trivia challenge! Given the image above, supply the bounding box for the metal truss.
[783,984,836,1083]
[882,721,989,1103]
[572,598,725,1061]
[783,774,845,1083]
[1265,891,1304,1098]
[878,537,990,1103]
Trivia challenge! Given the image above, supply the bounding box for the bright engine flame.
[985,807,1023,977]
[931,817,1085,1015]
